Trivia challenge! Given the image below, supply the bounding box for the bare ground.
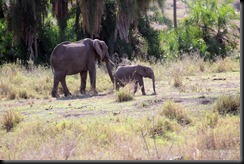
[0,71,240,123]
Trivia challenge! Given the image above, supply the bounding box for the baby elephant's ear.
[93,39,108,60]
[135,65,147,76]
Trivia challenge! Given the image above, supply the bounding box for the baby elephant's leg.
[138,80,146,95]
[115,79,120,91]
[133,82,138,94]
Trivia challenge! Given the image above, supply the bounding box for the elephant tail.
[116,78,125,87]
[50,55,55,75]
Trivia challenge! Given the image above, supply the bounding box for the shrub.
[115,83,134,102]
[1,110,23,132]
[211,57,239,73]
[205,112,219,128]
[196,115,240,150]
[213,94,240,115]
[149,116,179,139]
[18,90,28,99]
[160,0,239,61]
[159,99,192,125]
[167,61,184,87]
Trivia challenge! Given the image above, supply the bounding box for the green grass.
[0,57,240,160]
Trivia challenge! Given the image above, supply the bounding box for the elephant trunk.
[106,59,114,84]
[151,74,156,94]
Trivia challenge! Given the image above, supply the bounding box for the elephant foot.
[51,90,59,98]
[52,94,60,98]
[90,90,98,96]
[51,93,56,98]
[80,89,86,95]
[64,92,72,97]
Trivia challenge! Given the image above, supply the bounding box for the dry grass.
[164,55,207,88]
[0,63,53,100]
[209,57,240,73]
[213,94,240,115]
[115,82,134,102]
[1,110,23,132]
[0,57,240,160]
[0,63,114,100]
[0,0,240,159]
[195,115,240,156]
[0,56,239,100]
[158,99,192,126]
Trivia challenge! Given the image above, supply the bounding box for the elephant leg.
[89,69,98,95]
[80,71,87,94]
[138,79,146,95]
[133,81,138,94]
[51,75,59,98]
[115,79,120,91]
[60,76,71,97]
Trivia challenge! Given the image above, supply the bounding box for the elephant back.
[115,65,137,79]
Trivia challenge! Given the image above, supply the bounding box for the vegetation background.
[0,0,240,64]
[0,0,241,160]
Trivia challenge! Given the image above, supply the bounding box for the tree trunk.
[173,0,177,28]
[34,36,38,59]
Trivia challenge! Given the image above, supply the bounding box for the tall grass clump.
[196,115,240,152]
[0,63,53,100]
[148,116,179,139]
[158,99,192,125]
[213,94,240,115]
[204,112,219,128]
[179,54,205,75]
[210,57,240,73]
[85,122,115,147]
[1,110,23,132]
[167,61,184,87]
[115,83,134,102]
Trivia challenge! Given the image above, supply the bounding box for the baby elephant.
[114,64,156,95]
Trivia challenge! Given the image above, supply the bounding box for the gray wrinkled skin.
[50,38,114,97]
[114,64,156,95]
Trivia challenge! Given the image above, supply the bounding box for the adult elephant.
[114,64,156,95]
[50,38,114,98]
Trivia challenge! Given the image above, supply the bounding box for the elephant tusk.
[108,59,115,66]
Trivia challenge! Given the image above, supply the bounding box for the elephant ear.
[93,39,108,60]
[135,65,147,76]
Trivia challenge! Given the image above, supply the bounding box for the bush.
[159,99,192,125]
[210,57,239,73]
[160,0,239,61]
[37,14,60,64]
[205,112,219,128]
[1,110,23,132]
[138,16,163,60]
[115,83,134,102]
[0,20,17,65]
[213,94,240,115]
[149,116,179,139]
[196,115,240,150]
[167,61,185,87]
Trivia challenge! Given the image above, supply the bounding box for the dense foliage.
[0,0,240,66]
[160,0,239,61]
